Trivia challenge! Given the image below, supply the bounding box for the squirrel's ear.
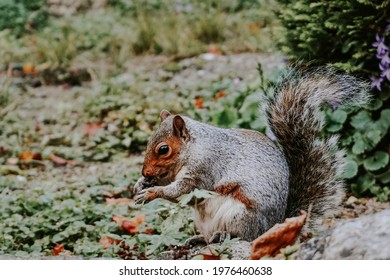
[160,110,171,122]
[172,115,189,141]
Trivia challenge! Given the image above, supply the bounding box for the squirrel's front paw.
[133,177,155,193]
[134,187,162,204]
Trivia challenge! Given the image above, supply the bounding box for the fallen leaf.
[250,211,307,260]
[19,151,42,161]
[84,122,103,137]
[0,147,7,154]
[23,63,36,75]
[49,154,76,166]
[99,236,120,249]
[215,90,226,100]
[207,44,223,55]
[105,198,134,206]
[195,97,204,109]
[201,254,221,260]
[113,214,146,234]
[52,244,65,256]
[143,228,154,234]
[248,22,262,31]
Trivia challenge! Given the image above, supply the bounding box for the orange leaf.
[99,236,120,249]
[49,154,76,166]
[207,45,223,55]
[250,211,307,260]
[23,63,36,75]
[112,214,126,224]
[52,244,65,256]
[84,122,103,137]
[195,97,204,109]
[202,254,221,260]
[248,22,262,32]
[19,151,42,161]
[143,228,154,234]
[123,214,146,234]
[113,214,146,234]
[215,90,226,100]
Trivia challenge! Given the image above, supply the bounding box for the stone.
[298,209,390,259]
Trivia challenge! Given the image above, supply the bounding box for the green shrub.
[0,0,49,36]
[276,0,390,201]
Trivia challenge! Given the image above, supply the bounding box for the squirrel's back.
[266,67,368,228]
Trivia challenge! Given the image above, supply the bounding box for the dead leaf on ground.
[105,198,134,206]
[84,122,103,137]
[0,147,8,154]
[112,214,146,234]
[19,151,42,161]
[250,210,307,260]
[99,236,121,249]
[143,228,154,234]
[23,63,37,75]
[49,154,76,166]
[201,254,221,260]
[207,45,223,55]
[195,97,204,109]
[52,244,65,256]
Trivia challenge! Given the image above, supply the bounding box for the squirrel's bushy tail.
[266,67,368,228]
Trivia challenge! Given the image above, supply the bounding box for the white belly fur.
[193,195,245,241]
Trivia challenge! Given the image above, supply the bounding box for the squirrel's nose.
[142,167,153,179]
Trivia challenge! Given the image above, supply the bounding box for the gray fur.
[266,67,369,229]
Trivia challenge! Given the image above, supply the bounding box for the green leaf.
[353,173,375,195]
[329,109,347,124]
[376,171,390,184]
[363,151,389,171]
[350,110,371,130]
[364,99,382,111]
[378,109,390,129]
[352,133,366,155]
[326,123,343,132]
[365,130,382,146]
[342,158,358,179]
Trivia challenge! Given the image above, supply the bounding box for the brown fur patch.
[145,188,163,201]
[142,135,184,181]
[215,183,254,209]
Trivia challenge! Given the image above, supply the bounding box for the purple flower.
[370,76,383,91]
[373,34,388,58]
[381,53,390,66]
[379,63,390,81]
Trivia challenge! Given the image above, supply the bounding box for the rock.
[298,209,390,259]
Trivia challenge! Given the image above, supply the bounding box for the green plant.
[0,170,193,259]
[0,0,49,36]
[276,0,390,201]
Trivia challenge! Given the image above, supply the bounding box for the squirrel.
[134,67,368,243]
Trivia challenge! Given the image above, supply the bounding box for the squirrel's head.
[141,110,190,185]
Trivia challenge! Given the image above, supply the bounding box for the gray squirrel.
[134,67,368,243]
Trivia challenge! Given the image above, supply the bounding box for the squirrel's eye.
[158,145,170,156]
